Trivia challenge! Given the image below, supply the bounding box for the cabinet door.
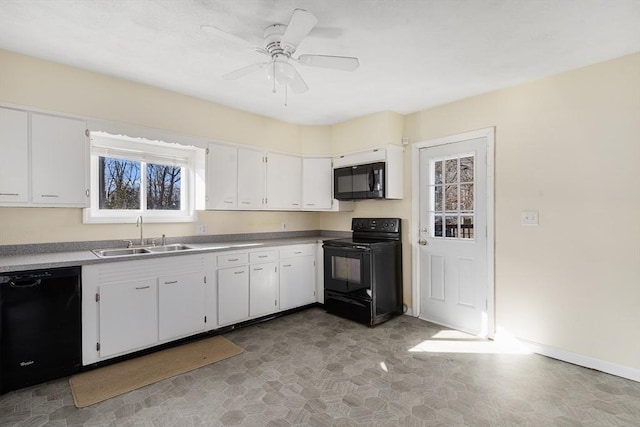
[266,153,302,210]
[280,257,316,310]
[302,157,332,209]
[98,279,158,358]
[0,108,29,203]
[249,262,279,317]
[237,148,265,209]
[217,266,249,326]
[159,272,205,341]
[207,143,238,209]
[31,114,88,206]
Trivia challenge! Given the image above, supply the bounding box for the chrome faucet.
[136,215,144,246]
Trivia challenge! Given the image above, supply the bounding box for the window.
[84,131,200,223]
[429,153,475,239]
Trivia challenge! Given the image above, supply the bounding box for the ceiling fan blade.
[280,9,318,55]
[223,62,268,80]
[200,25,267,55]
[287,65,309,94]
[297,54,360,71]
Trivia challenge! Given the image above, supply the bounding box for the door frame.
[411,127,495,337]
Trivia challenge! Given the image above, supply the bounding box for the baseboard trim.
[519,338,640,382]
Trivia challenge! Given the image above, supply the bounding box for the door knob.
[418,239,428,246]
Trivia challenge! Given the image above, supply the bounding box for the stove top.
[324,218,402,248]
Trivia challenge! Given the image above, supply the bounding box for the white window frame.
[83,131,199,223]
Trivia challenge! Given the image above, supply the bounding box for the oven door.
[323,245,371,294]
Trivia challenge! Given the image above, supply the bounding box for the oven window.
[332,256,361,284]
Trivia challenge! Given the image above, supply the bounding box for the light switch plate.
[521,211,539,226]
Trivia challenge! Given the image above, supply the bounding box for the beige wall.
[1,49,638,373]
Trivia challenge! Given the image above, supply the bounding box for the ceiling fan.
[201,9,359,95]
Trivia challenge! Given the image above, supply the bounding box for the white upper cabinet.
[0,108,29,203]
[238,147,266,209]
[302,157,332,210]
[207,143,238,209]
[266,152,302,210]
[31,113,88,206]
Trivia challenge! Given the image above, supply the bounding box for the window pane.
[460,183,474,211]
[146,163,181,210]
[445,184,458,211]
[445,216,458,237]
[461,216,474,239]
[434,185,443,211]
[434,161,443,185]
[434,215,443,237]
[99,157,141,209]
[460,156,474,182]
[445,159,458,183]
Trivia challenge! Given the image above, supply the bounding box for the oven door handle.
[324,245,370,252]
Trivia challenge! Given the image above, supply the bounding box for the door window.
[430,153,475,239]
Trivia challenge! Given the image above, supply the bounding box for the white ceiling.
[1,0,639,125]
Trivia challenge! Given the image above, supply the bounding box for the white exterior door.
[416,130,492,336]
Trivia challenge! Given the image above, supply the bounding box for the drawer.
[250,250,277,263]
[279,244,314,259]
[217,252,249,268]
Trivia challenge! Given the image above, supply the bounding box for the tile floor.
[1,307,639,426]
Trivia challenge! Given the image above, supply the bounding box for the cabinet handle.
[258,255,268,258]
[234,270,245,275]
[223,200,233,204]
[253,267,263,271]
[294,251,302,254]
[164,280,178,285]
[228,258,239,262]
[292,203,300,206]
[135,286,150,290]
[306,203,315,206]
[85,189,90,197]
[241,201,251,204]
[282,264,291,268]
[0,193,19,196]
[40,194,59,198]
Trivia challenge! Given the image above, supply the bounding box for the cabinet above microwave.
[332,145,403,200]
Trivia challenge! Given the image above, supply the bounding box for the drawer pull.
[258,255,268,258]
[40,194,59,198]
[135,286,150,290]
[0,193,19,196]
[241,201,251,204]
[253,267,263,271]
[164,280,178,285]
[234,270,245,275]
[294,251,302,254]
[282,264,291,268]
[223,200,233,204]
[228,258,239,262]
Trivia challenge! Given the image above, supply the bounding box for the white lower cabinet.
[249,262,279,317]
[82,255,207,365]
[217,266,249,326]
[279,245,316,310]
[98,279,158,359]
[158,272,205,341]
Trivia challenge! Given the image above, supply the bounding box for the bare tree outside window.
[98,157,181,210]
[146,163,181,210]
[99,157,141,209]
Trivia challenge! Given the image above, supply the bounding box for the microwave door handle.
[368,169,374,192]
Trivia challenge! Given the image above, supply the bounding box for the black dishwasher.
[0,266,81,394]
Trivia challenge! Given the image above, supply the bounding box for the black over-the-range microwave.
[333,162,385,200]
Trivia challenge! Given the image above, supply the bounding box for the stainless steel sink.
[146,244,193,253]
[93,248,151,257]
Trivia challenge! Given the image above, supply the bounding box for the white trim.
[519,338,640,382]
[411,127,495,338]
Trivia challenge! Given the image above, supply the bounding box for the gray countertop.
[0,235,343,273]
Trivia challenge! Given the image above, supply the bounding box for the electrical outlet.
[521,211,539,226]
[197,224,208,234]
